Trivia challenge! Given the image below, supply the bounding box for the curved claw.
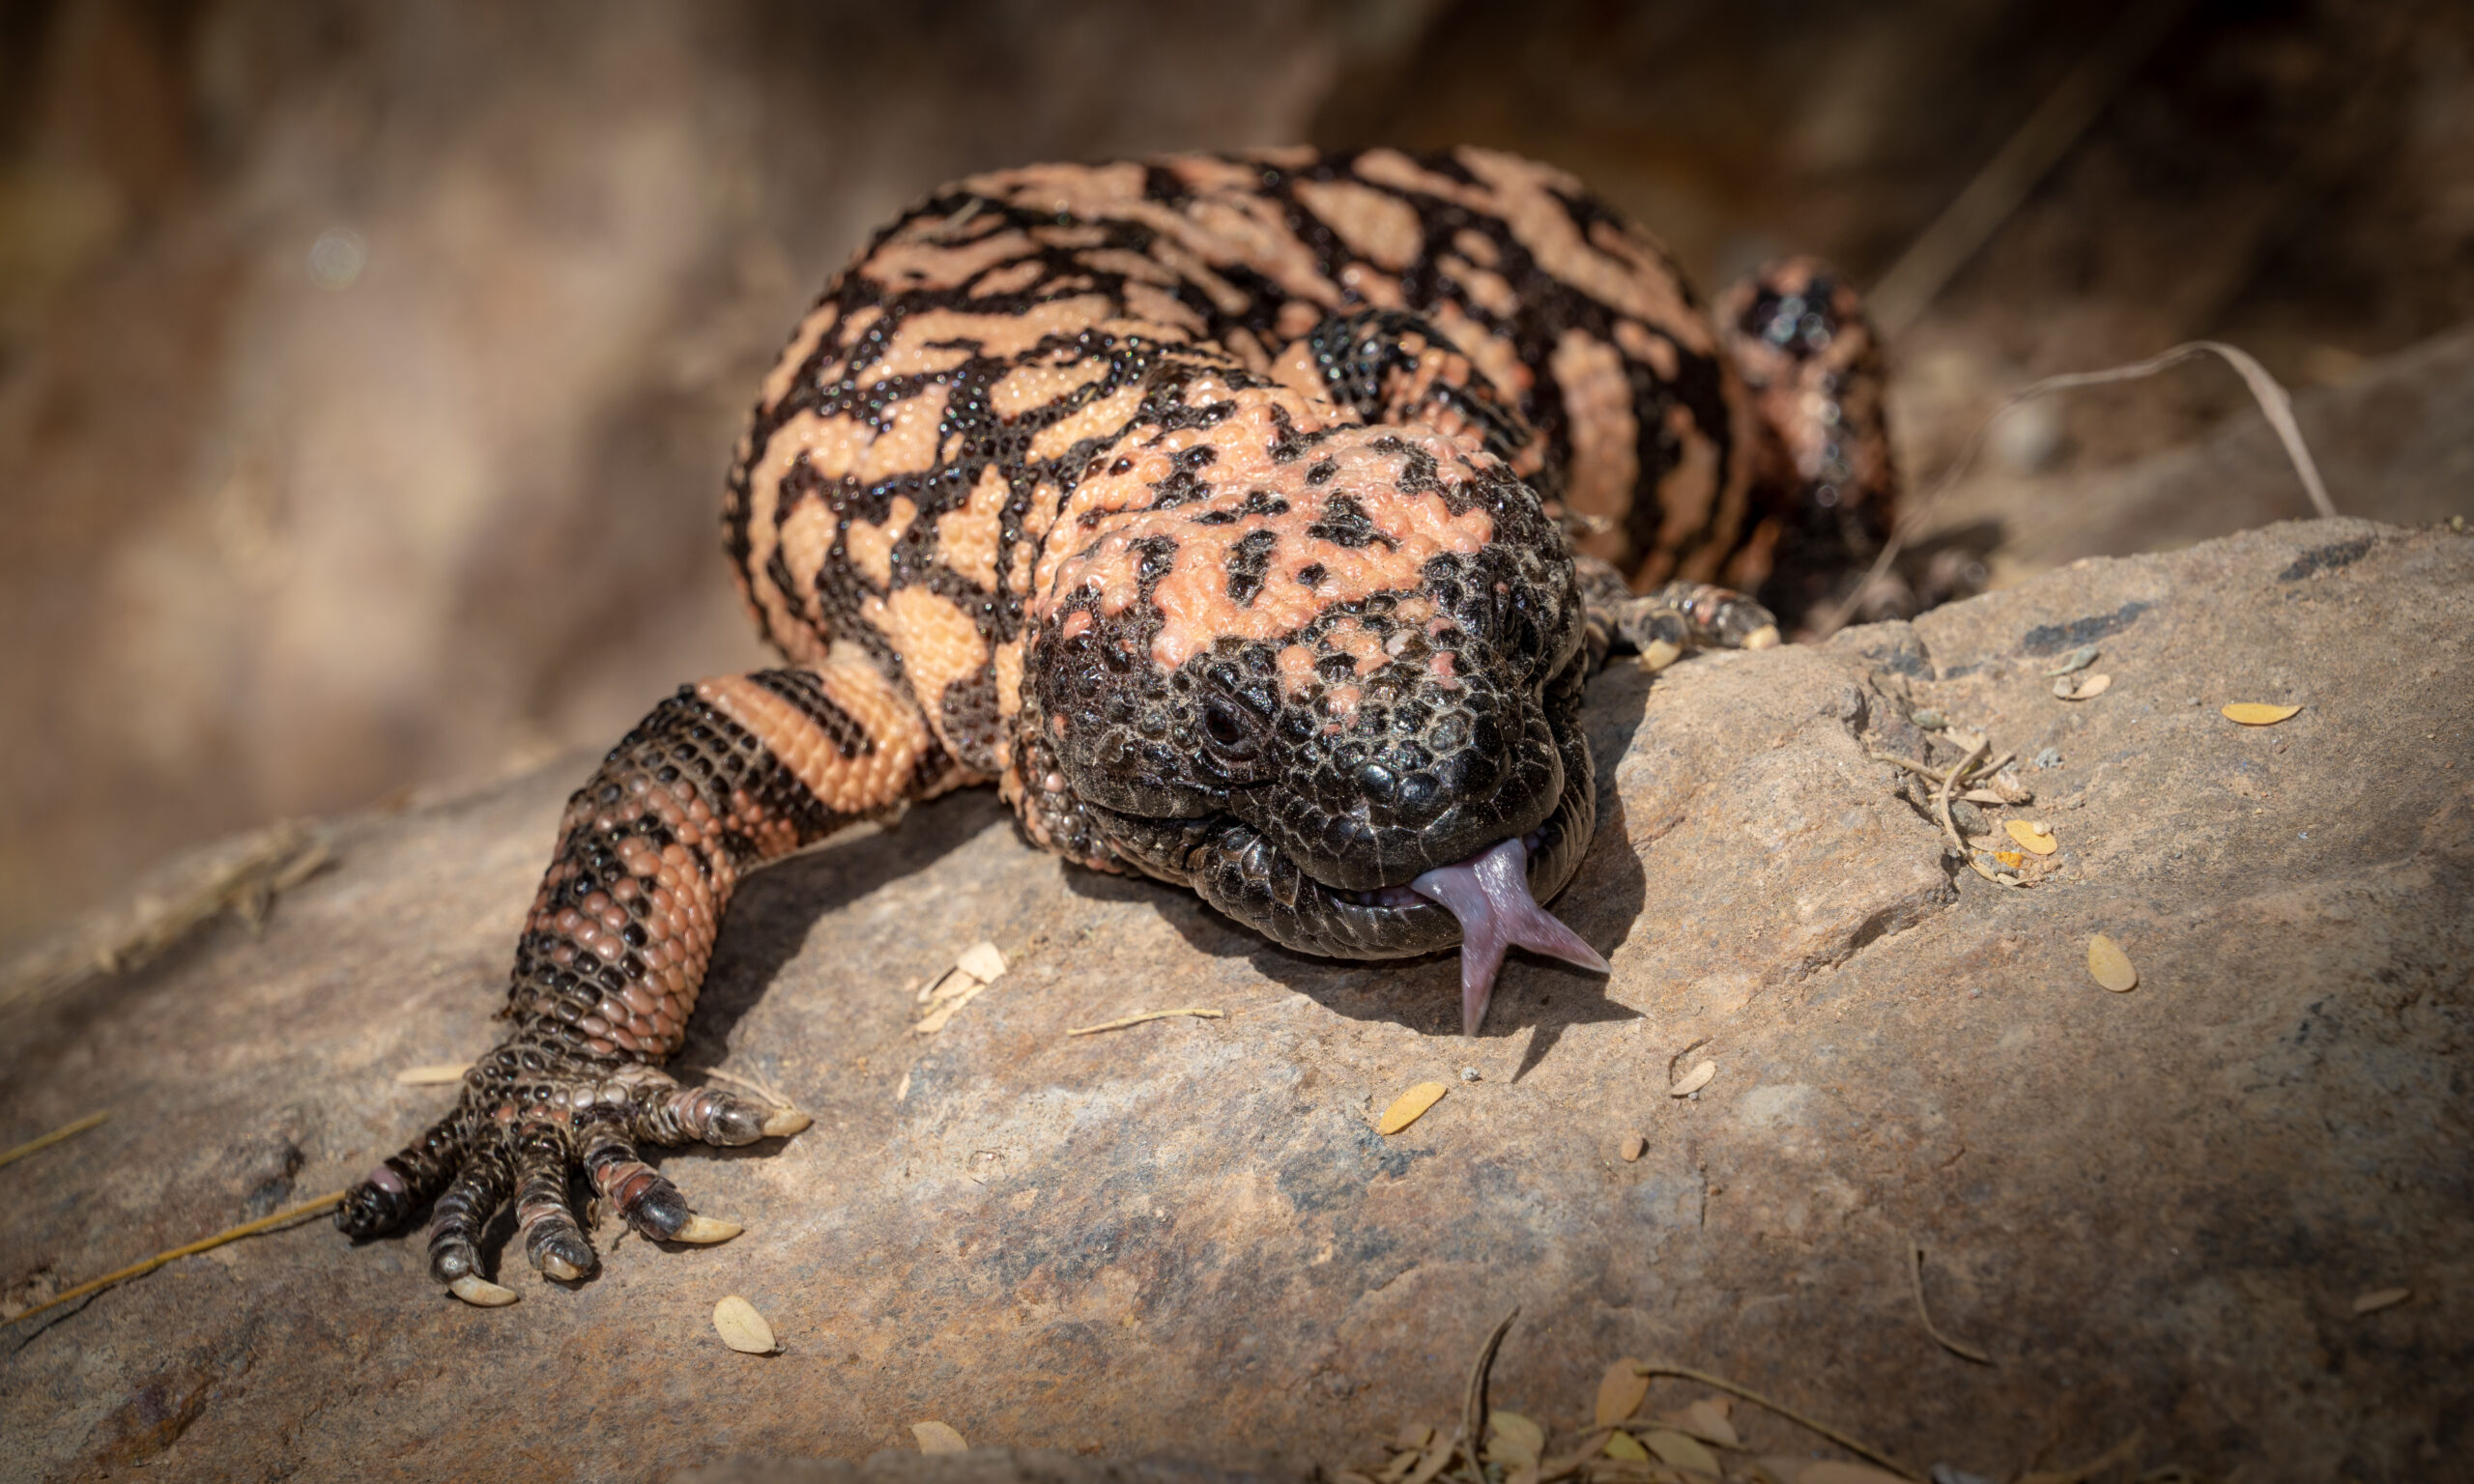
[670,1214,743,1245]
[761,1108,813,1138]
[450,1274,519,1307]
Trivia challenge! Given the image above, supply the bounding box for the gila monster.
[337,147,1895,1305]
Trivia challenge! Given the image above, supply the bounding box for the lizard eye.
[1200,694,1266,766]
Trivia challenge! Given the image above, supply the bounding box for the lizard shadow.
[684,786,1018,1069]
[1060,664,1657,1083]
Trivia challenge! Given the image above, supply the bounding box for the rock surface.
[3,518,2469,1483]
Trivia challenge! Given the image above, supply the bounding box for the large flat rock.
[4,518,2468,1482]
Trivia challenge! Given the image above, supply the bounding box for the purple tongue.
[1411,836,1611,1037]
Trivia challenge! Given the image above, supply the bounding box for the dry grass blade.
[2351,1287,2411,1314]
[1816,335,2336,639]
[1908,1241,1994,1364]
[2017,1429,2143,1484]
[0,1111,108,1171]
[1461,1308,1520,1484]
[6,1189,345,1327]
[1,819,332,1016]
[1630,1362,1923,1482]
[1066,1008,1225,1036]
[392,1064,470,1086]
[694,1065,792,1108]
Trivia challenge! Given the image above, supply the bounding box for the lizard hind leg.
[1714,257,1901,626]
[1576,557,1780,674]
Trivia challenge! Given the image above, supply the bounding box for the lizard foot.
[336,1038,810,1304]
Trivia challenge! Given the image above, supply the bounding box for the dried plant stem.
[1630,1362,1923,1481]
[1067,1008,1225,1036]
[0,1111,108,1171]
[1813,339,2339,641]
[1460,1307,1520,1484]
[1870,741,2021,887]
[1909,1241,1995,1364]
[7,1189,345,1327]
[694,1066,791,1108]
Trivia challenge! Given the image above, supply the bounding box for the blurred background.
[3,0,2470,958]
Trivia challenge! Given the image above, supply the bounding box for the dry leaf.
[712,1295,777,1354]
[1994,850,2026,869]
[1602,1433,1651,1463]
[912,1421,968,1454]
[1677,1399,1739,1449]
[2054,671,2113,700]
[2222,702,2303,726]
[1669,1059,1716,1098]
[1946,728,1987,754]
[1377,1082,1449,1135]
[955,941,1008,983]
[1640,1428,1720,1477]
[2087,933,2139,992]
[1486,1411,1544,1469]
[914,978,989,1035]
[1753,1457,1811,1484]
[392,1064,470,1085]
[2352,1287,2410,1314]
[1398,1440,1455,1484]
[2003,820,2058,855]
[1799,1465,1911,1484]
[1620,1133,1648,1163]
[2043,644,2100,676]
[1596,1356,1650,1424]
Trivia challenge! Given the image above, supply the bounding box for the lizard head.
[1019,389,1607,1034]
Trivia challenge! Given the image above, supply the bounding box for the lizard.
[335,147,1896,1305]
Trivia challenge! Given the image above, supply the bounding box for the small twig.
[2019,1429,2145,1484]
[1871,742,2022,887]
[1460,1307,1519,1483]
[1909,1241,1995,1364]
[1066,1008,1226,1037]
[0,1111,108,1171]
[694,1066,791,1109]
[1631,1361,1924,1481]
[6,1189,346,1327]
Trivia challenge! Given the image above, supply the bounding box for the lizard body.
[338,147,1894,1303]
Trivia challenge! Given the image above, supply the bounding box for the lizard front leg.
[337,657,942,1303]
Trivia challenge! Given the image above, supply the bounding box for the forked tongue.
[1410,836,1610,1037]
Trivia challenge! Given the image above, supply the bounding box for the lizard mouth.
[1088,692,1604,1035]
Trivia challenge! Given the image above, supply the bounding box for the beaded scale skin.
[337,147,1896,1304]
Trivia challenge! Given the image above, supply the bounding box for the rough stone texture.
[672,1448,1298,1484]
[4,516,2469,1483]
